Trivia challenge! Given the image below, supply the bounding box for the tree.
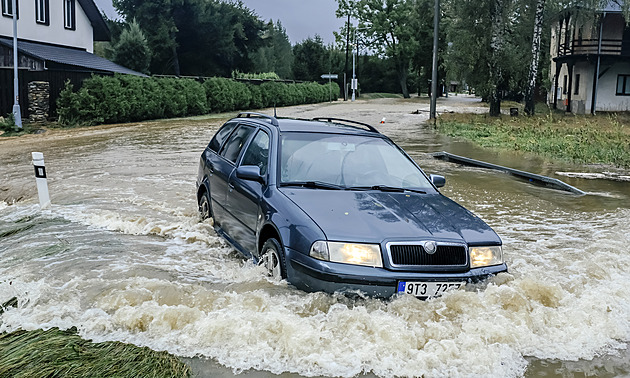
[113,19,151,74]
[336,0,420,98]
[113,0,265,76]
[251,20,294,78]
[292,36,330,81]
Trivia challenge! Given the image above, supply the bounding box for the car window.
[220,124,255,163]
[208,122,237,152]
[280,133,433,189]
[241,130,270,176]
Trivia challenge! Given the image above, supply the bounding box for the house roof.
[0,37,146,76]
[79,0,110,41]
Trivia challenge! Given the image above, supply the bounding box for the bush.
[0,113,16,133]
[56,75,338,126]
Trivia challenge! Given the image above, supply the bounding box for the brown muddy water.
[1,97,629,377]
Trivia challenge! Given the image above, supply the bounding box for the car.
[196,112,507,298]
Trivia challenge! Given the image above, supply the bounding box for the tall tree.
[113,0,264,76]
[251,20,294,78]
[336,0,420,98]
[113,19,151,74]
[292,36,330,81]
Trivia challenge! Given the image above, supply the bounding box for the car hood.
[280,189,501,245]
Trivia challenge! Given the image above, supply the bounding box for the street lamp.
[12,0,22,129]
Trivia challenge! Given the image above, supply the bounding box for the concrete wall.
[595,61,630,112]
[0,0,94,52]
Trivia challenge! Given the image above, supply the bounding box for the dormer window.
[1,0,19,18]
[64,0,75,30]
[35,0,49,25]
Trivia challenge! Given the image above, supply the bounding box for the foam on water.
[2,197,630,377]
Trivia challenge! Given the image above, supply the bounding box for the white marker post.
[32,152,51,209]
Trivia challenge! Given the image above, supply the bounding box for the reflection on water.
[1,103,629,377]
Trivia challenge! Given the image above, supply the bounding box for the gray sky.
[94,0,344,46]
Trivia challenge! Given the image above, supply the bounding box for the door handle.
[228,183,234,192]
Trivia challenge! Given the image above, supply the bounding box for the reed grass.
[437,111,630,167]
[0,327,191,378]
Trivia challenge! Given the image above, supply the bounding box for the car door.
[211,124,256,230]
[204,121,237,221]
[225,129,270,254]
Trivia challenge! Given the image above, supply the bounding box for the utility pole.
[429,0,439,122]
[12,0,22,128]
[344,14,351,101]
[352,29,356,102]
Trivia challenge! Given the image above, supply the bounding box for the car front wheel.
[260,238,286,280]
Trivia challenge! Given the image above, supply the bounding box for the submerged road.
[1,96,629,377]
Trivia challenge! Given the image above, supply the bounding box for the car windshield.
[280,132,434,190]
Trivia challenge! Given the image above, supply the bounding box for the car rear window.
[208,122,237,152]
[220,125,255,163]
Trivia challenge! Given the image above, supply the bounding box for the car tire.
[198,191,212,220]
[259,238,286,280]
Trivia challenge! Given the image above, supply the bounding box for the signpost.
[321,74,339,102]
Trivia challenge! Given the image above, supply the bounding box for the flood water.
[1,97,629,377]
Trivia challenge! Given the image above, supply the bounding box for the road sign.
[321,74,339,79]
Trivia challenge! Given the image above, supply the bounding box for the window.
[208,122,237,152]
[574,74,580,95]
[35,0,49,25]
[2,0,18,18]
[64,0,75,30]
[220,125,255,164]
[241,131,270,176]
[563,75,568,94]
[617,75,630,96]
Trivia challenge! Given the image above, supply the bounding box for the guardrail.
[432,151,586,195]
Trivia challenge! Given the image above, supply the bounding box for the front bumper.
[285,247,508,298]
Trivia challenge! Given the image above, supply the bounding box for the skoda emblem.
[423,241,437,255]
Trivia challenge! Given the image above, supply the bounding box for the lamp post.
[12,0,22,129]
[352,29,357,102]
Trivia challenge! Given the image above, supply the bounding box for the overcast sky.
[94,0,344,46]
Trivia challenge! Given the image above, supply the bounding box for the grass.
[0,327,191,378]
[437,108,630,167]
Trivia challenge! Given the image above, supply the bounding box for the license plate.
[397,281,464,298]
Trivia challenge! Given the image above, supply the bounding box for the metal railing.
[558,38,625,56]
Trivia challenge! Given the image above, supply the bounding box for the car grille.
[389,244,467,266]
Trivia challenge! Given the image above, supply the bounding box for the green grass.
[437,110,630,167]
[0,327,191,378]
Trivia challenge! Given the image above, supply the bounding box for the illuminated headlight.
[469,246,503,268]
[309,241,383,268]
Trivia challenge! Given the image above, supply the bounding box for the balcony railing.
[558,38,626,57]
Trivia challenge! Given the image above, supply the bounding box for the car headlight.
[469,246,503,268]
[309,241,383,268]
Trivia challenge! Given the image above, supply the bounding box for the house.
[0,0,143,122]
[549,4,630,114]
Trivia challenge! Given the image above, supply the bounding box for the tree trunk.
[171,43,181,76]
[399,65,410,98]
[488,0,505,116]
[524,0,546,115]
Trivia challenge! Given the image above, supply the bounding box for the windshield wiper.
[280,181,346,190]
[348,185,427,194]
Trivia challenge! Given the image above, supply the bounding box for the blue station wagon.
[196,113,507,298]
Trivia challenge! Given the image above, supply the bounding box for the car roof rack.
[236,112,279,126]
[312,117,379,133]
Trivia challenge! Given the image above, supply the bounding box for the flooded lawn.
[1,97,629,377]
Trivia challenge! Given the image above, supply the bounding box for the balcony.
[558,38,629,57]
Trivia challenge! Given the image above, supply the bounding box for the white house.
[0,0,142,121]
[548,4,630,114]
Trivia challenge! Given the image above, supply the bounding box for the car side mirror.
[236,165,265,184]
[430,174,446,188]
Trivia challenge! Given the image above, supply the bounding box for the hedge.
[57,75,340,126]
